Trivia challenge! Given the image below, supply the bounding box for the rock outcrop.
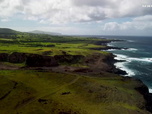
[0,53,9,62]
[54,55,85,64]
[135,79,152,113]
[84,53,127,75]
[9,52,27,63]
[26,54,58,67]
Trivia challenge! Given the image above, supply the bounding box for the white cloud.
[133,15,152,21]
[1,18,9,22]
[103,15,152,31]
[0,0,152,23]
[1,0,152,35]
[0,0,22,17]
[103,22,120,31]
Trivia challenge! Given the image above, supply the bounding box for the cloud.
[103,15,152,31]
[1,18,9,22]
[0,0,152,24]
[103,22,120,31]
[0,0,23,17]
[133,15,152,21]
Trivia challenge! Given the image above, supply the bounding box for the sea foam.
[114,62,135,76]
[126,48,138,51]
[115,54,152,63]
[107,43,113,47]
[114,54,152,76]
[149,89,152,93]
[127,40,135,42]
[114,54,135,76]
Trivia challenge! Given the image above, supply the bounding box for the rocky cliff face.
[83,53,127,75]
[0,52,152,113]
[135,79,152,113]
[9,52,27,63]
[0,52,27,63]
[54,55,84,64]
[0,52,58,67]
[26,54,58,67]
[0,53,9,62]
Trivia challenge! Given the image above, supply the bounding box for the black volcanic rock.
[135,82,152,113]
[0,53,9,62]
[112,69,127,75]
[54,55,84,64]
[26,54,58,67]
[9,52,27,63]
[121,77,152,113]
[145,93,152,112]
[102,53,115,65]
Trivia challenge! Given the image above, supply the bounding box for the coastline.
[0,37,152,113]
[103,40,152,112]
[0,28,152,113]
[105,39,152,94]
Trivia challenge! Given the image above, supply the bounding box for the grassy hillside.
[0,28,151,114]
[0,28,19,34]
[0,28,110,56]
[0,70,150,114]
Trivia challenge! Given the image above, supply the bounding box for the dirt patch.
[0,63,19,70]
[73,68,93,73]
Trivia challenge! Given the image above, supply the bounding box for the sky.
[0,0,152,36]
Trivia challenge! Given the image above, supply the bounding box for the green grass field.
[0,36,108,56]
[0,70,149,114]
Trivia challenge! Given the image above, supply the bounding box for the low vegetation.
[0,70,150,114]
[0,28,151,114]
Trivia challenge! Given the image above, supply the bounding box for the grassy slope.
[0,70,150,114]
[0,28,110,56]
[0,29,150,114]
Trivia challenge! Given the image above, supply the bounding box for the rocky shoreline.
[103,40,152,113]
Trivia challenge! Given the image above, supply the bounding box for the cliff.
[0,31,151,113]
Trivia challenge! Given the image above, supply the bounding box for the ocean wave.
[130,58,152,63]
[114,54,152,76]
[114,54,152,63]
[114,54,131,62]
[149,89,152,93]
[107,49,117,51]
[127,40,135,42]
[126,48,138,51]
[108,48,138,52]
[114,62,135,76]
[107,43,113,47]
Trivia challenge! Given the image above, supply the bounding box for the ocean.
[103,36,152,93]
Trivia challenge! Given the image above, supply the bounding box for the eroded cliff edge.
[0,38,152,113]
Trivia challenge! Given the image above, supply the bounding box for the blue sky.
[0,0,152,36]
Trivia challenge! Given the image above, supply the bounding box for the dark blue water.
[104,36,152,93]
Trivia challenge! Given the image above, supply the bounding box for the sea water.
[104,36,152,93]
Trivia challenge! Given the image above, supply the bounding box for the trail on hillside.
[15,76,80,110]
